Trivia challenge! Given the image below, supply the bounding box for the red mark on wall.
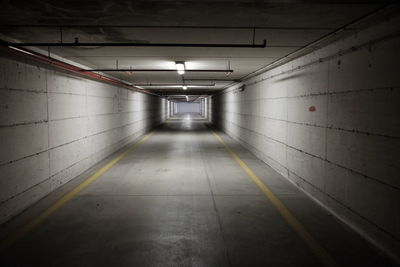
[309,106,316,112]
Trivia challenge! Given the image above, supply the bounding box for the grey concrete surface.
[0,1,385,93]
[0,118,395,267]
[0,51,167,225]
[211,13,400,260]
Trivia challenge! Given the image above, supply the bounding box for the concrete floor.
[0,116,395,266]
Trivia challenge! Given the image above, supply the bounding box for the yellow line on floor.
[0,131,155,251]
[210,130,339,267]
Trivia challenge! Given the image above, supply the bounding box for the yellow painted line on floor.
[0,131,155,251]
[210,130,339,267]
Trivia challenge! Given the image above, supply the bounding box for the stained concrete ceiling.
[0,0,390,95]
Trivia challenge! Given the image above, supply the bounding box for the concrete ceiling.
[0,0,389,95]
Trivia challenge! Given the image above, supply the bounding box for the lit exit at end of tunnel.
[0,1,399,266]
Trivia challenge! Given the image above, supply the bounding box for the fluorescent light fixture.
[175,61,185,75]
[8,46,34,56]
[182,85,188,90]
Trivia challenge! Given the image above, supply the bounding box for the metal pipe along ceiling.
[3,45,158,96]
[3,40,267,48]
[136,83,215,87]
[82,69,234,73]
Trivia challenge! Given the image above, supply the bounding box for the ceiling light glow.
[182,85,188,90]
[175,62,185,75]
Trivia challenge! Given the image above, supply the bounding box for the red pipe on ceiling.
[2,45,158,96]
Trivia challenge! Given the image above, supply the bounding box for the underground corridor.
[0,1,399,267]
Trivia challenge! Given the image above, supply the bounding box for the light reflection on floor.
[167,113,207,131]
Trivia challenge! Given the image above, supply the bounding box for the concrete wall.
[207,96,213,122]
[202,98,207,119]
[0,51,166,225]
[211,15,400,259]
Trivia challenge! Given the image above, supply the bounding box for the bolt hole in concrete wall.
[0,51,167,225]
[176,102,201,114]
[211,15,400,261]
